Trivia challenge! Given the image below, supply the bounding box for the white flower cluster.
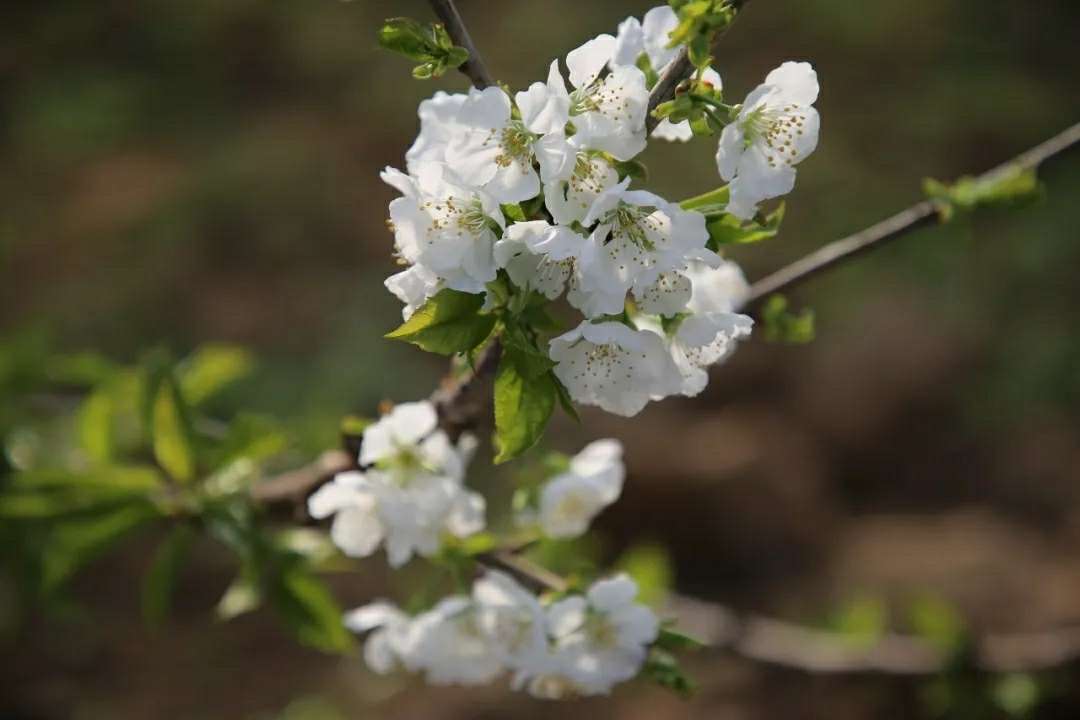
[382,4,819,417]
[307,401,485,567]
[518,439,625,539]
[346,570,659,698]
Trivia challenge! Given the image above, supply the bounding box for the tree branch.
[741,121,1080,311]
[646,0,751,133]
[427,0,495,89]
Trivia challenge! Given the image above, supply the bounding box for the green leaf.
[642,648,698,698]
[76,389,114,464]
[152,376,196,483]
[761,294,815,344]
[501,203,527,223]
[655,625,706,652]
[552,375,580,422]
[141,524,195,628]
[828,595,887,648]
[679,185,730,211]
[270,562,354,653]
[705,202,785,247]
[377,17,436,59]
[924,166,1041,221]
[493,350,556,464]
[41,501,159,594]
[208,413,288,470]
[386,289,496,356]
[0,465,164,519]
[615,543,673,606]
[179,344,254,405]
[613,158,648,182]
[908,593,966,655]
[215,572,262,621]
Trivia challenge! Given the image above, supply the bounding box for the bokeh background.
[3,0,1080,717]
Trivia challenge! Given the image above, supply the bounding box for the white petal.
[484,161,540,204]
[547,596,588,638]
[331,505,384,558]
[632,270,692,316]
[587,574,638,612]
[566,34,617,89]
[651,118,694,142]
[344,601,406,633]
[516,60,571,135]
[764,61,819,105]
[715,123,745,182]
[641,5,679,70]
[612,16,645,67]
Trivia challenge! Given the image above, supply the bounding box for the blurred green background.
[2,0,1080,717]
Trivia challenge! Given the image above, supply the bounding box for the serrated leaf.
[552,375,580,422]
[270,562,354,653]
[386,289,495,356]
[179,344,254,405]
[152,377,196,483]
[142,524,194,628]
[493,350,556,464]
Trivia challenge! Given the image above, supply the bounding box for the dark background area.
[2,0,1080,717]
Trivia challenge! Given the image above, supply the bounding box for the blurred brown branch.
[427,0,494,89]
[742,121,1080,311]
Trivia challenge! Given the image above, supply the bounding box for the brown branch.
[741,121,1080,312]
[427,0,494,89]
[646,0,751,134]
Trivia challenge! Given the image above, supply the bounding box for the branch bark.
[427,0,494,89]
[646,0,751,133]
[741,121,1080,312]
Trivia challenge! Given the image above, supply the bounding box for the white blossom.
[563,35,649,160]
[445,71,573,203]
[493,220,583,300]
[543,574,659,695]
[405,90,473,172]
[569,179,710,317]
[383,162,504,294]
[637,260,754,396]
[716,61,820,219]
[308,401,484,567]
[473,571,553,684]
[550,321,682,416]
[538,439,624,539]
[344,601,419,674]
[408,596,507,686]
[384,263,440,320]
[544,152,621,227]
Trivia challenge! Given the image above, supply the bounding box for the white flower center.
[480,118,537,168]
[570,76,634,124]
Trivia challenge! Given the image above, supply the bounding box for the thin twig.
[427,0,495,89]
[646,0,751,133]
[741,121,1080,311]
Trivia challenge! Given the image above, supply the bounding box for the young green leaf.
[152,377,197,483]
[761,294,815,344]
[679,184,730,211]
[642,647,698,698]
[76,389,114,464]
[179,344,255,405]
[705,202,785,248]
[386,289,496,356]
[141,524,195,628]
[924,165,1041,221]
[269,561,354,653]
[493,349,557,464]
